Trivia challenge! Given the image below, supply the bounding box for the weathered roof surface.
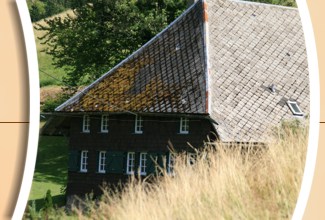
[208,0,309,141]
[56,1,207,114]
[56,0,309,142]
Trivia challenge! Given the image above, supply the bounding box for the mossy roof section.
[56,0,309,142]
[56,1,206,114]
[208,0,309,142]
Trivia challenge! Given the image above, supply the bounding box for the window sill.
[292,114,304,117]
[79,170,88,173]
[134,132,143,134]
[81,131,90,134]
[99,131,109,133]
[178,132,189,135]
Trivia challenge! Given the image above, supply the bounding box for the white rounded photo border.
[12,0,320,219]
[293,0,320,219]
[13,1,40,219]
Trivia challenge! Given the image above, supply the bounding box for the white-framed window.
[287,101,304,116]
[83,115,90,133]
[98,151,106,173]
[126,152,135,174]
[101,114,109,133]
[139,153,147,175]
[80,150,88,172]
[135,115,143,134]
[168,153,176,174]
[179,117,189,134]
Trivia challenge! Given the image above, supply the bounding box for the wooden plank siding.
[67,114,215,196]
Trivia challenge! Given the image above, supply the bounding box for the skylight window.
[287,101,303,116]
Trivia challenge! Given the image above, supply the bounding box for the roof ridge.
[229,0,299,10]
[56,0,203,112]
[202,0,210,113]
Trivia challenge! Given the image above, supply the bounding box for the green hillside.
[34,10,73,87]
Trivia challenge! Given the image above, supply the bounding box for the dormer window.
[135,115,143,134]
[83,115,90,133]
[101,114,109,133]
[180,117,189,134]
[287,101,304,116]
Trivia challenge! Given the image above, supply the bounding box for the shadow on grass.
[28,195,66,212]
[33,136,69,185]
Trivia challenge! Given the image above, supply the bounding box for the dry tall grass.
[71,120,307,220]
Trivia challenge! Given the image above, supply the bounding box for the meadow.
[26,120,307,219]
[27,135,68,212]
[33,10,73,87]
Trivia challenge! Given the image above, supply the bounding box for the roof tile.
[208,0,309,142]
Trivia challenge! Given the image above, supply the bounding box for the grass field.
[28,120,307,219]
[34,27,66,87]
[33,11,73,87]
[28,136,69,211]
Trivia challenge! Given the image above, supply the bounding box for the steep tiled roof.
[56,2,207,114]
[56,0,309,142]
[208,0,309,141]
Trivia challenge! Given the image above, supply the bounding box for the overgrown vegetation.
[25,120,308,219]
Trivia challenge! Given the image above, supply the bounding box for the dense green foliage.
[243,0,296,7]
[36,0,187,89]
[27,0,71,21]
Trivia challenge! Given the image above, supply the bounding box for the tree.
[28,0,71,21]
[28,0,46,22]
[36,0,187,90]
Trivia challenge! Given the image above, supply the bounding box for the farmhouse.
[51,0,309,197]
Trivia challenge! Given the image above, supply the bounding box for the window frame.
[98,151,106,173]
[82,115,90,133]
[135,115,143,134]
[179,117,189,134]
[287,100,304,116]
[80,150,88,172]
[101,114,109,133]
[139,153,147,175]
[126,152,135,175]
[168,153,176,174]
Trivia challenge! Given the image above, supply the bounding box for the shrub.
[41,94,68,112]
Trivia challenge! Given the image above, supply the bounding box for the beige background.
[0,0,29,219]
[303,0,325,219]
[0,0,323,219]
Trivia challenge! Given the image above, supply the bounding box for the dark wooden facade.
[66,113,215,196]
